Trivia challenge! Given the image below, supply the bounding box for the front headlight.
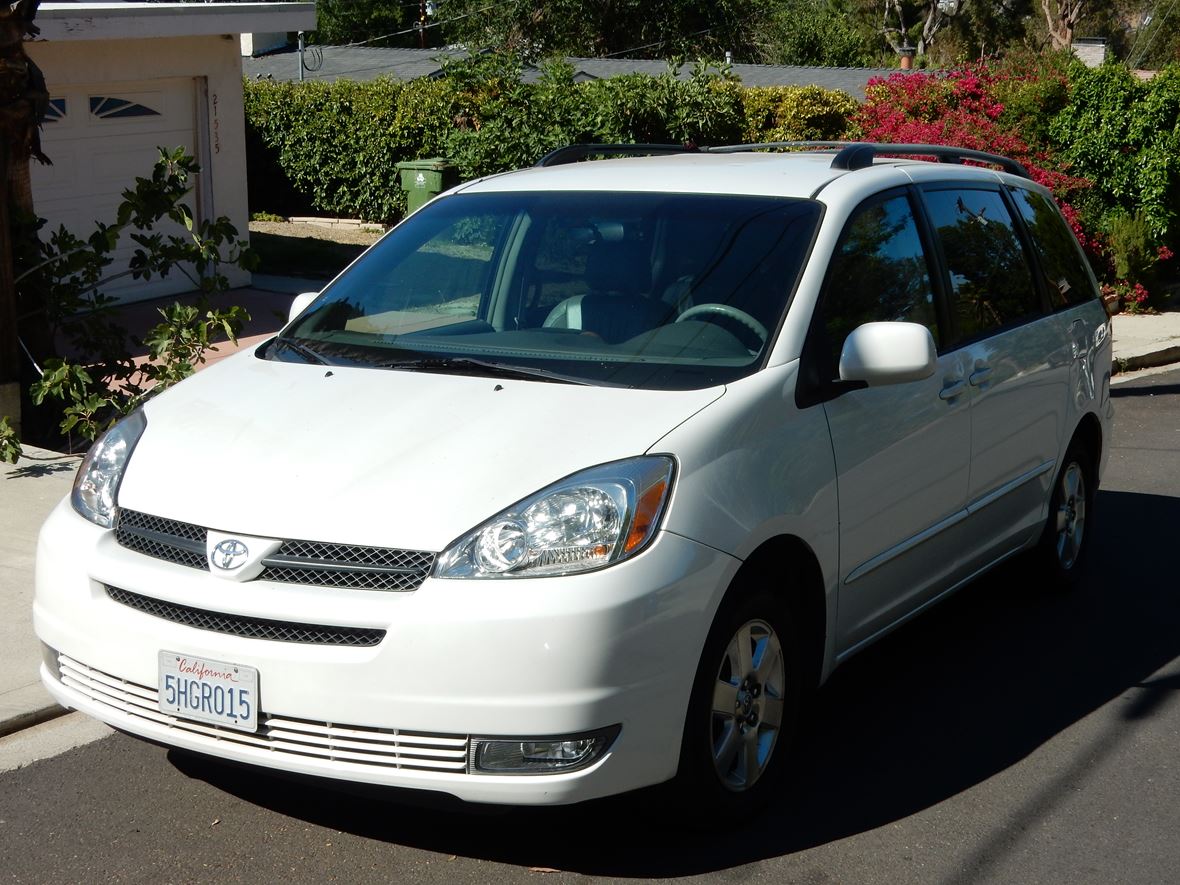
[434,456,675,579]
[71,410,147,528]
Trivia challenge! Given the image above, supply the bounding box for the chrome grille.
[58,655,470,773]
[105,586,385,647]
[115,509,435,592]
[259,539,434,591]
[115,510,208,571]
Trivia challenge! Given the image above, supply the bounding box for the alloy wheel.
[709,618,786,792]
[1054,461,1087,570]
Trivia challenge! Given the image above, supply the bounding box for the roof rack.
[708,140,1031,179]
[534,140,1031,179]
[535,143,699,167]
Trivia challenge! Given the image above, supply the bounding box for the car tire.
[671,587,804,825]
[1036,437,1096,589]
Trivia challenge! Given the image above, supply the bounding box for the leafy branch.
[0,147,258,462]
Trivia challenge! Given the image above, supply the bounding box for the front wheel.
[672,590,804,824]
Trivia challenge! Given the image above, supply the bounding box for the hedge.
[740,85,859,143]
[244,57,855,223]
[244,76,453,222]
[1049,63,1180,244]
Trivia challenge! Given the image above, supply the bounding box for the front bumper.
[34,499,737,805]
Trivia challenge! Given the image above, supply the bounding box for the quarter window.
[1008,187,1098,309]
[924,188,1041,343]
[822,194,938,367]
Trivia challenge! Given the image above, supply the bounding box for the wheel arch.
[727,534,828,692]
[1072,411,1103,478]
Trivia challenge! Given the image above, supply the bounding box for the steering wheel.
[674,303,769,348]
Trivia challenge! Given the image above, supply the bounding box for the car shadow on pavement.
[169,487,1180,877]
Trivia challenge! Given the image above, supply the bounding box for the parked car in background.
[35,142,1112,820]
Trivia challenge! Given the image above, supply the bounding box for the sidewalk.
[2,296,1179,740]
[1110,309,1180,374]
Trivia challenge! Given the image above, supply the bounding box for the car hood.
[118,350,723,551]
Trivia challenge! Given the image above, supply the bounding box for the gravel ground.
[249,220,386,247]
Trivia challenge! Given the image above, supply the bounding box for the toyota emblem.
[211,539,249,570]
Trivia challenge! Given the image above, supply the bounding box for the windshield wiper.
[378,356,590,385]
[271,336,329,365]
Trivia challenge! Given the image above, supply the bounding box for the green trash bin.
[397,158,460,215]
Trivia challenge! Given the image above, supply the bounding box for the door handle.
[939,379,966,400]
[969,366,992,386]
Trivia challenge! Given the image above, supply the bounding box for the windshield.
[270,190,822,390]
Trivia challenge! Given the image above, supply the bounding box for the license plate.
[158,651,259,732]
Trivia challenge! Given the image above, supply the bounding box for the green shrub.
[990,49,1073,152]
[740,85,857,142]
[444,55,590,180]
[244,77,453,223]
[1,149,255,461]
[245,57,750,222]
[1049,63,1180,245]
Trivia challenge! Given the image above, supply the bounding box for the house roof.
[243,46,899,100]
[35,2,316,42]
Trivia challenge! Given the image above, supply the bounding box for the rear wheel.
[673,589,804,824]
[1037,438,1095,588]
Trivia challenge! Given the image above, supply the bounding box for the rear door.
[920,185,1068,573]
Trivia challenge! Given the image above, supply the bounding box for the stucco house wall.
[26,3,314,303]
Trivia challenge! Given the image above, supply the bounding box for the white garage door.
[32,77,206,303]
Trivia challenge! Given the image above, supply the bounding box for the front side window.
[821,193,939,369]
[924,188,1041,344]
[274,191,822,390]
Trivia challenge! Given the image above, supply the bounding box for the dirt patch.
[247,220,388,279]
[249,220,386,247]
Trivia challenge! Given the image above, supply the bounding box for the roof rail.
[708,140,1031,179]
[535,143,698,167]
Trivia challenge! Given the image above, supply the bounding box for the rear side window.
[822,193,939,366]
[1008,187,1098,309]
[924,188,1041,344]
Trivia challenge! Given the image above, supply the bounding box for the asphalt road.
[3,367,1179,885]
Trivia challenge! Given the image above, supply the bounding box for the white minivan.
[35,143,1113,819]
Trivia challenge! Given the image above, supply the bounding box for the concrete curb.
[1114,345,1180,375]
[0,679,69,740]
[0,702,68,740]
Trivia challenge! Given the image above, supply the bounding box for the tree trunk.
[1041,0,1085,50]
[0,0,47,432]
[0,138,13,388]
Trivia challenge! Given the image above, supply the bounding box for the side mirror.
[838,321,937,386]
[287,291,320,325]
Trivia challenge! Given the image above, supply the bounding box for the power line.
[329,1,503,49]
[1125,0,1161,67]
[1129,0,1179,68]
[602,27,714,59]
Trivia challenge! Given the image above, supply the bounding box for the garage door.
[32,77,205,303]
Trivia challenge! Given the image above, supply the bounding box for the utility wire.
[602,27,714,59]
[1129,0,1179,68]
[1124,0,1161,67]
[329,1,502,49]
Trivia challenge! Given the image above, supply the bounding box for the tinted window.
[1008,186,1098,309]
[924,188,1041,343]
[823,193,938,366]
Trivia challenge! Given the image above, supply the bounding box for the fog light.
[40,643,61,682]
[471,726,620,774]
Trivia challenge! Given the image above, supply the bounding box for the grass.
[249,231,370,280]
